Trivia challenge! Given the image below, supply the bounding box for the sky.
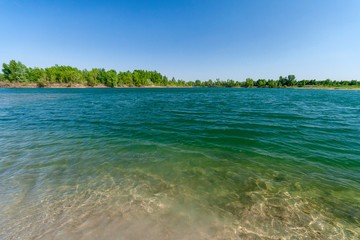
[1,0,359,81]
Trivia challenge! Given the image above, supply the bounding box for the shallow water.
[0,88,359,239]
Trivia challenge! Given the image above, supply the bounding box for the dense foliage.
[1,60,359,88]
[0,60,179,87]
[196,75,360,88]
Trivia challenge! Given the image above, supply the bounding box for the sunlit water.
[0,88,359,239]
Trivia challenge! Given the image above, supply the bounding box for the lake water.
[0,88,359,239]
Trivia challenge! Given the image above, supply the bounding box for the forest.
[1,60,359,88]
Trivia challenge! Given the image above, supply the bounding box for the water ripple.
[0,88,359,239]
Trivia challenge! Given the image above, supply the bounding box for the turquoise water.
[0,88,359,239]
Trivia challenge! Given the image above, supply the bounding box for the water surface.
[0,88,359,239]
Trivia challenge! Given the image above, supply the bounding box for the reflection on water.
[0,88,360,239]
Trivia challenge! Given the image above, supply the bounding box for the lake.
[0,88,359,239]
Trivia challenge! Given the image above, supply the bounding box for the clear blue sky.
[1,0,359,81]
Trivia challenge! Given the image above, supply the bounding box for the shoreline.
[0,82,191,89]
[1,81,359,90]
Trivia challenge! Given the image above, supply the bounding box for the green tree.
[2,60,28,82]
[226,79,235,87]
[287,75,296,86]
[96,68,106,84]
[245,78,254,87]
[150,71,162,85]
[162,76,169,86]
[350,80,358,86]
[170,77,177,85]
[105,70,118,87]
[120,71,133,86]
[187,81,194,86]
[132,71,141,86]
[298,80,308,87]
[27,67,46,83]
[205,79,213,87]
[267,79,275,88]
[87,68,99,86]
[278,76,286,86]
[324,79,332,86]
[256,79,266,87]
[177,79,186,86]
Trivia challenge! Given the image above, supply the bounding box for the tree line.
[1,60,359,88]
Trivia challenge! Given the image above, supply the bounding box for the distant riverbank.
[1,81,360,90]
[0,81,189,89]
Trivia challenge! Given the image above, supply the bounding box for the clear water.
[0,88,359,239]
